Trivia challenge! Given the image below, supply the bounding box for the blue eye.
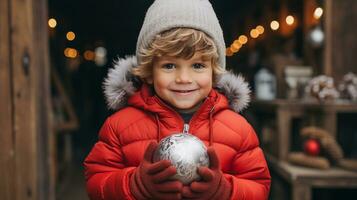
[192,63,205,70]
[162,63,175,70]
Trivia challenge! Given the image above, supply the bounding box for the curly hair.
[132,28,225,80]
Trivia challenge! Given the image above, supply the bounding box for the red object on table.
[303,139,321,156]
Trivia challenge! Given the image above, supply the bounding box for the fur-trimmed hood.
[103,56,251,113]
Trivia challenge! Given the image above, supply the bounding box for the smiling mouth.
[171,89,197,93]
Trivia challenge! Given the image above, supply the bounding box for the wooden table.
[267,154,357,200]
[251,99,357,160]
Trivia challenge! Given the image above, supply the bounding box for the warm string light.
[250,29,259,38]
[270,20,279,31]
[84,50,95,61]
[286,15,295,25]
[227,35,247,56]
[48,18,57,28]
[256,25,265,34]
[54,8,317,59]
[226,24,266,56]
[238,35,248,44]
[66,31,76,41]
[64,48,78,58]
[314,7,323,20]
[232,40,242,49]
[226,48,233,56]
[227,11,300,56]
[48,18,106,64]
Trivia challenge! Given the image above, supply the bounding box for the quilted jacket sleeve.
[226,122,271,200]
[84,116,136,200]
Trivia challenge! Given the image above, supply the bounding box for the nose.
[175,68,192,83]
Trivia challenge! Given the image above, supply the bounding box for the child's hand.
[182,147,232,200]
[130,142,183,200]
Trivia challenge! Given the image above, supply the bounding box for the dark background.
[48,1,357,199]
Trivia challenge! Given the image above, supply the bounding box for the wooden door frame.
[0,0,54,199]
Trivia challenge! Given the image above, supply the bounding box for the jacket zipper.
[182,123,190,134]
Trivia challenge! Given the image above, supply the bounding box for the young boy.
[84,0,271,199]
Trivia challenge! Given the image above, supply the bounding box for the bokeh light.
[314,7,323,20]
[286,15,295,25]
[66,31,76,41]
[48,18,57,28]
[256,25,265,34]
[238,35,248,44]
[250,29,259,38]
[270,20,280,30]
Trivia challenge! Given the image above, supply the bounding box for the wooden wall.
[0,0,54,199]
[324,0,357,80]
[0,0,15,198]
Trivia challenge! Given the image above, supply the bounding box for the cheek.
[153,76,173,95]
[151,69,165,86]
[154,76,170,87]
[198,75,213,88]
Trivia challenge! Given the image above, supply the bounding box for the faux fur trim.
[215,73,251,112]
[103,56,138,110]
[103,56,251,112]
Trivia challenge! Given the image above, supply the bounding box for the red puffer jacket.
[84,56,271,200]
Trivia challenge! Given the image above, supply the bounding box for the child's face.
[147,52,213,111]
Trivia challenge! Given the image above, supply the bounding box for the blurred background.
[1,0,357,200]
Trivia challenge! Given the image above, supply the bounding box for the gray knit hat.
[136,0,226,69]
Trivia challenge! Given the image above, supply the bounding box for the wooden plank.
[0,0,54,197]
[52,68,79,132]
[9,0,53,199]
[10,0,54,200]
[268,154,357,200]
[292,183,311,200]
[32,0,55,199]
[323,0,333,76]
[0,0,15,199]
[277,107,291,160]
[268,154,357,185]
[324,0,357,79]
[10,0,38,198]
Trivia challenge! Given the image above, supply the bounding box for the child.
[84,0,271,199]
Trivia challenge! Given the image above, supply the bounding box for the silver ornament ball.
[153,133,209,185]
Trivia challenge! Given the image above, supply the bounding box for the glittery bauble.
[153,133,209,185]
[303,139,321,156]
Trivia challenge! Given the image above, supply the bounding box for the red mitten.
[130,142,183,200]
[182,147,232,200]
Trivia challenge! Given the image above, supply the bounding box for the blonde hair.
[133,28,225,80]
